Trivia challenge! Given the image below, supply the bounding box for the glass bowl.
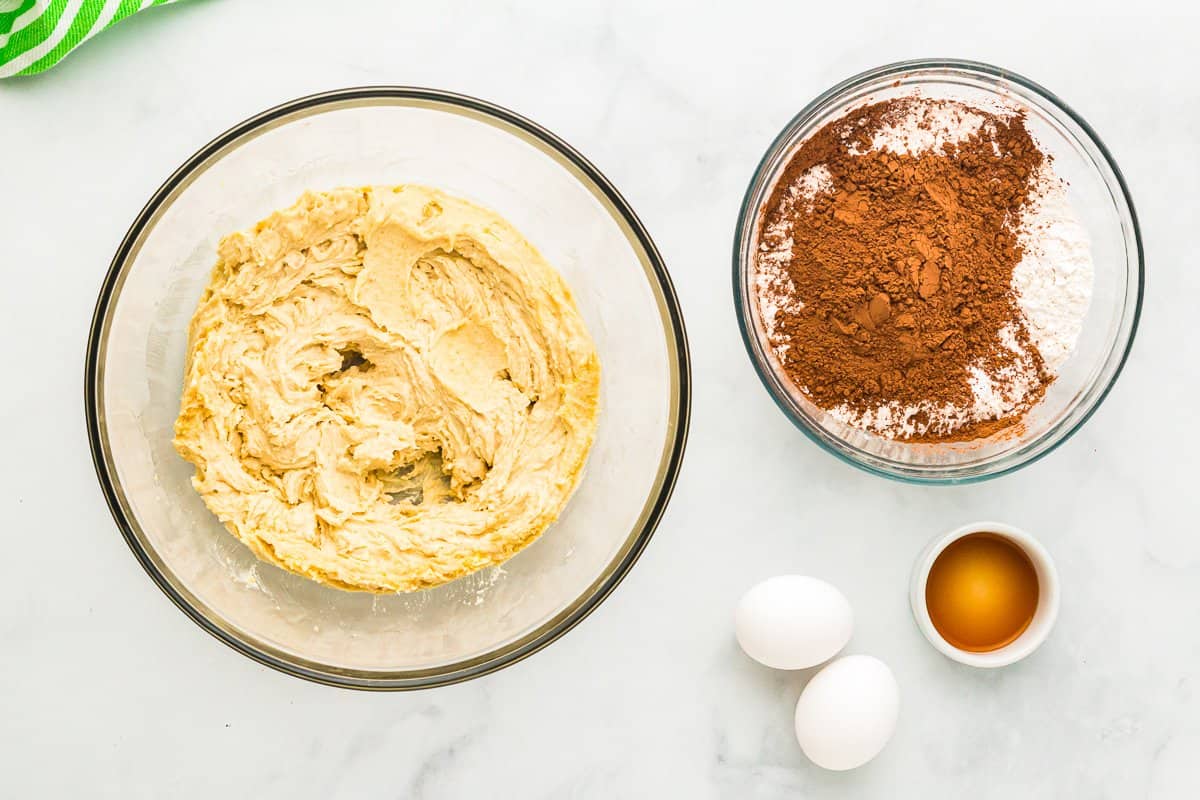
[734,59,1142,484]
[86,88,690,689]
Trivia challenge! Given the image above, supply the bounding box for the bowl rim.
[84,86,692,690]
[732,57,1144,485]
[908,521,1061,668]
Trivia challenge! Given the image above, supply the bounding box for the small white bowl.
[910,522,1060,668]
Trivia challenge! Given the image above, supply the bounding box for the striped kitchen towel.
[0,0,179,78]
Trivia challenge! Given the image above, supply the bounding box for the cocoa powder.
[754,98,1051,441]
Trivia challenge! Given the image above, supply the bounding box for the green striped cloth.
[0,0,178,78]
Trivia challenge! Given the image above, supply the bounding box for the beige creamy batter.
[174,185,601,593]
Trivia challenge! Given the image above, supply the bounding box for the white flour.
[858,99,1001,156]
[828,323,1046,439]
[755,165,832,331]
[793,164,834,200]
[755,168,830,343]
[754,97,1095,440]
[754,217,800,346]
[1011,168,1094,371]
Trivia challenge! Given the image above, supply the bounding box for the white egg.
[794,655,899,771]
[734,575,853,669]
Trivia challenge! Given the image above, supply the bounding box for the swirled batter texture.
[174,186,600,592]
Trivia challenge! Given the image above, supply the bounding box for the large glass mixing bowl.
[86,88,690,689]
[734,60,1142,484]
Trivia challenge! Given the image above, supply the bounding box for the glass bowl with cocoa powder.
[734,59,1142,483]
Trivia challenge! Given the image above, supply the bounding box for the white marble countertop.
[2,2,1197,797]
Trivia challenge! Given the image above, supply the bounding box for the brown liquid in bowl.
[926,533,1039,653]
